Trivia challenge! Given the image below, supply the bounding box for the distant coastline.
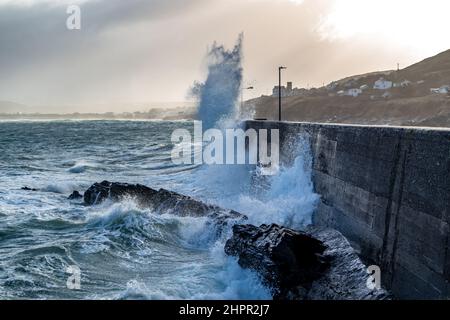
[0,107,196,121]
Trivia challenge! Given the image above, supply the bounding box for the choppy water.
[0,120,319,300]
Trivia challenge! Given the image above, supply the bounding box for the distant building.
[272,85,287,97]
[374,78,393,90]
[292,88,308,96]
[401,80,412,87]
[430,86,449,94]
[345,88,362,97]
[287,82,293,92]
[272,81,303,97]
[360,84,369,90]
[394,80,412,88]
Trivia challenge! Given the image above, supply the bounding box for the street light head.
[279,66,287,70]
[246,86,254,90]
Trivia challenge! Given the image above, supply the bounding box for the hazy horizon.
[0,100,197,114]
[2,0,450,113]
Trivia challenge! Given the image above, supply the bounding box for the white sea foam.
[68,161,95,173]
[83,199,271,300]
[236,136,319,229]
[42,181,78,194]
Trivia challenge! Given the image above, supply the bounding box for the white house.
[401,80,412,87]
[430,86,449,94]
[394,80,412,88]
[345,88,362,97]
[374,78,393,90]
[360,84,369,90]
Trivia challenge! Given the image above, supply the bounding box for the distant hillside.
[247,49,450,127]
[399,49,450,85]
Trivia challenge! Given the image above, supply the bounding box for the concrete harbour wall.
[245,120,450,299]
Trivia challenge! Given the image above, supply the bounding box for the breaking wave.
[68,161,95,174]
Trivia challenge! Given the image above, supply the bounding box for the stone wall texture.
[245,120,450,299]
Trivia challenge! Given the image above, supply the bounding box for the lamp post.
[241,86,254,110]
[278,66,287,121]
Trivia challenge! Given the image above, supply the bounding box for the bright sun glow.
[320,0,450,56]
[289,0,304,4]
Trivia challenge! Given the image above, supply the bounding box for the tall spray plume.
[192,34,243,130]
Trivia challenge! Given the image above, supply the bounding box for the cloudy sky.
[1,0,450,111]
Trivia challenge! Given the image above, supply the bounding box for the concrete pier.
[245,120,450,299]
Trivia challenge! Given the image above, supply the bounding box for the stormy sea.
[0,119,320,300]
[0,38,319,300]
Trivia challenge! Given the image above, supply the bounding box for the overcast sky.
[2,0,450,111]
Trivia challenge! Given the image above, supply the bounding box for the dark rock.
[68,191,83,200]
[83,181,246,225]
[225,224,330,299]
[305,227,389,300]
[225,224,389,300]
[84,181,158,206]
[21,186,38,191]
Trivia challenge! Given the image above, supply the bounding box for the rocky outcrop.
[68,191,83,200]
[305,227,389,300]
[84,181,158,206]
[21,186,38,191]
[83,181,246,225]
[225,224,330,299]
[225,223,388,300]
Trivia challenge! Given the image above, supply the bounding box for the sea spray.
[193,34,243,131]
[190,35,319,229]
[192,133,319,230]
[183,35,320,299]
[235,134,320,229]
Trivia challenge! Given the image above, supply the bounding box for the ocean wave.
[42,182,78,194]
[112,244,271,300]
[79,199,271,300]
[189,134,319,230]
[84,200,217,250]
[67,161,96,173]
